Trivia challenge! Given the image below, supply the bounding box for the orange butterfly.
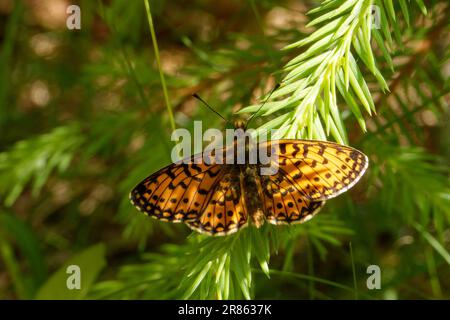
[130,121,368,236]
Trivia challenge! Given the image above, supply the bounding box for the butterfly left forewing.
[130,155,225,223]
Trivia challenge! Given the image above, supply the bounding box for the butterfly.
[129,120,368,236]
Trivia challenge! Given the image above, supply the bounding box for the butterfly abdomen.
[241,164,266,228]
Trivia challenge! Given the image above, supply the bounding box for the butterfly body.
[241,164,266,228]
[130,137,368,236]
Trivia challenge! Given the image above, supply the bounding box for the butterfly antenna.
[192,94,230,124]
[245,83,280,129]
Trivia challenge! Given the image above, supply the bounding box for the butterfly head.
[233,119,246,130]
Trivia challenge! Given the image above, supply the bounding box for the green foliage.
[0,125,83,206]
[0,211,47,298]
[240,0,392,142]
[0,0,448,300]
[35,244,106,299]
[90,216,352,299]
[368,144,449,225]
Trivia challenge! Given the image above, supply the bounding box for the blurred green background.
[0,0,448,299]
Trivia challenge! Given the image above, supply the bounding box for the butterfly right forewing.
[261,140,368,201]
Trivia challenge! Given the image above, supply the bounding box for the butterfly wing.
[130,150,248,235]
[261,140,368,201]
[185,167,248,236]
[259,173,325,225]
[130,154,226,224]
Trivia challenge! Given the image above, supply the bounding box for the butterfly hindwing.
[263,140,368,201]
[185,167,248,236]
[259,171,325,225]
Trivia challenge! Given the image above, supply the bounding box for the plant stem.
[349,242,359,299]
[144,0,176,132]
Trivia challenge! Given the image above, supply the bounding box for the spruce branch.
[90,216,352,299]
[239,0,427,144]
